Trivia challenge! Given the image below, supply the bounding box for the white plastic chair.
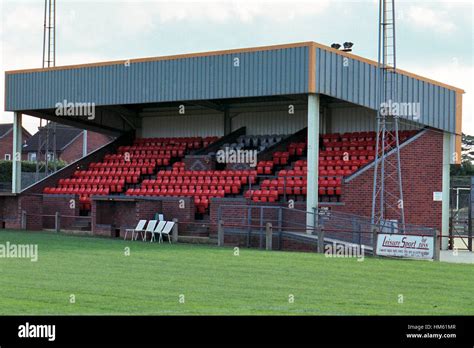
[159,221,175,244]
[150,221,167,243]
[124,220,147,241]
[141,220,158,241]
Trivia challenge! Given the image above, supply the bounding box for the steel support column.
[441,132,451,250]
[306,94,320,234]
[82,130,88,157]
[12,112,22,193]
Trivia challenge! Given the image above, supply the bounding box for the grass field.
[0,230,472,315]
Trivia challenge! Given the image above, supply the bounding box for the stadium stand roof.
[5,41,463,137]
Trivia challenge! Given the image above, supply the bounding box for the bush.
[0,160,67,182]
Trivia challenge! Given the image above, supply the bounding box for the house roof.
[0,123,32,139]
[0,124,13,138]
[22,123,83,153]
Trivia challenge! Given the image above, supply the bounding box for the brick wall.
[42,194,80,229]
[18,194,43,230]
[60,131,113,163]
[333,129,444,232]
[222,232,317,252]
[0,195,20,229]
[91,197,194,239]
[0,128,30,160]
[0,194,79,231]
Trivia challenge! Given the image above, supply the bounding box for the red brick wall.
[41,195,80,229]
[19,195,43,230]
[1,129,30,160]
[60,131,112,163]
[222,233,317,252]
[91,197,194,239]
[333,129,443,232]
[0,196,21,229]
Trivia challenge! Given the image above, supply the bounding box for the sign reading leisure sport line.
[376,234,434,259]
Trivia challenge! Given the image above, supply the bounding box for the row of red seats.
[278,168,354,177]
[245,190,279,202]
[257,177,342,196]
[102,156,171,163]
[288,142,306,156]
[137,184,241,195]
[115,149,186,157]
[271,142,307,166]
[322,130,417,143]
[66,184,121,193]
[44,187,110,195]
[59,177,125,185]
[172,162,186,169]
[272,152,290,165]
[256,161,274,175]
[157,169,257,176]
[143,178,243,186]
[56,183,123,192]
[126,188,226,197]
[320,149,375,157]
[318,159,366,166]
[84,165,155,175]
[322,133,375,142]
[58,178,125,187]
[132,136,218,148]
[91,158,170,167]
[324,141,376,151]
[74,168,145,176]
[157,169,257,180]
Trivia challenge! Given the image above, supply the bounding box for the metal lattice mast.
[371,0,406,231]
[38,0,57,177]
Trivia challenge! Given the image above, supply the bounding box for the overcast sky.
[0,0,472,135]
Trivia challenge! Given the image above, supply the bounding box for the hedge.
[0,160,67,182]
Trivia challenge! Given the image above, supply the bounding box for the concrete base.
[440,250,474,264]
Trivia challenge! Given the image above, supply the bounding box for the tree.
[451,133,474,176]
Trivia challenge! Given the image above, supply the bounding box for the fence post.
[172,218,179,243]
[317,225,325,253]
[21,210,27,230]
[266,223,273,251]
[217,220,224,247]
[55,212,60,233]
[278,207,283,250]
[372,226,378,256]
[433,230,440,261]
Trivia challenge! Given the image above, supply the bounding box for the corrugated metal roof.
[315,47,457,133]
[4,41,463,134]
[5,45,309,111]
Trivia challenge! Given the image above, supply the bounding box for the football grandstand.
[1,41,464,254]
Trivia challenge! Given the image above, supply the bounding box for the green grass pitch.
[0,230,472,315]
